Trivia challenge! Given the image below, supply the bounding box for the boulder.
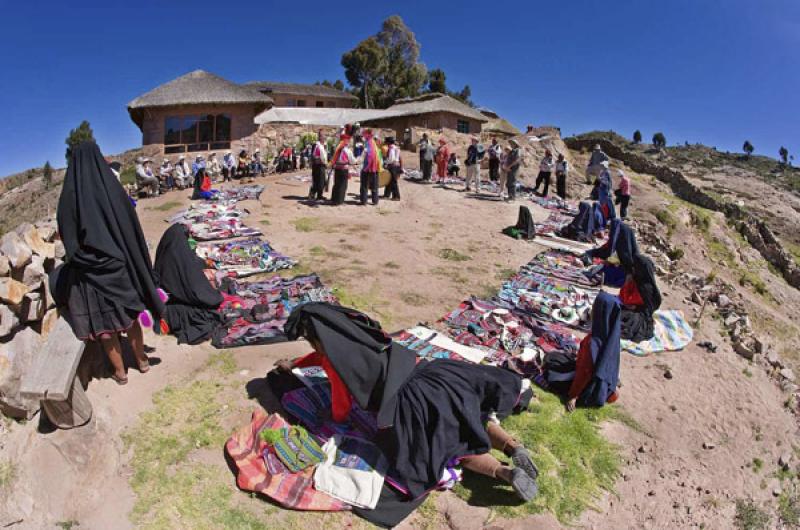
[15,223,49,257]
[17,292,44,323]
[54,240,65,259]
[733,341,755,360]
[40,279,55,310]
[20,255,46,287]
[724,314,740,328]
[35,308,60,338]
[0,277,31,305]
[0,256,9,277]
[779,368,796,382]
[0,231,32,269]
[717,294,731,308]
[766,351,783,369]
[0,327,42,419]
[35,221,58,242]
[0,304,19,339]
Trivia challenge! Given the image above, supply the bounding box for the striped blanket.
[622,310,694,357]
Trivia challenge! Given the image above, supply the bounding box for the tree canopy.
[743,140,754,157]
[43,161,53,189]
[633,130,642,144]
[779,146,789,165]
[652,132,667,148]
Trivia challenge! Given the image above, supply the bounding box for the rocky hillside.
[0,148,143,236]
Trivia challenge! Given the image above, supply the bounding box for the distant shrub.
[743,140,754,158]
[633,130,642,144]
[652,132,667,148]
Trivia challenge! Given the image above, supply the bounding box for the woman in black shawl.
[277,303,539,527]
[154,224,223,344]
[619,253,662,342]
[559,201,595,242]
[50,141,165,384]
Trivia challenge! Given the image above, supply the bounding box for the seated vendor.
[581,219,640,286]
[275,303,540,522]
[619,253,662,343]
[191,168,214,200]
[544,292,622,411]
[558,201,597,242]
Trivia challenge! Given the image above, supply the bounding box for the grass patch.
[689,208,712,233]
[0,459,17,490]
[751,457,763,472]
[206,350,237,376]
[779,487,800,527]
[120,166,136,186]
[743,367,754,378]
[651,207,678,236]
[495,267,517,281]
[667,248,685,261]
[55,522,79,530]
[739,272,769,296]
[259,219,270,226]
[332,285,392,327]
[123,376,272,529]
[454,392,623,523]
[400,291,429,307]
[291,216,321,232]
[384,261,400,270]
[734,499,770,529]
[438,248,471,262]
[146,200,183,212]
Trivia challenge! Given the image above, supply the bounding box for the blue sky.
[0,0,798,176]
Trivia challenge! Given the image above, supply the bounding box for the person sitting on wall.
[159,158,174,190]
[586,144,609,185]
[222,151,235,182]
[237,150,250,179]
[135,157,159,197]
[174,155,190,189]
[191,154,206,177]
[206,153,221,183]
[251,149,264,177]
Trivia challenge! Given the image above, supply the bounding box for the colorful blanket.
[197,238,296,277]
[168,201,246,225]
[188,219,262,241]
[211,185,265,202]
[622,310,694,357]
[224,409,347,511]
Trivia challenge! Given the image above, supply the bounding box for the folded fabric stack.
[210,184,265,202]
[527,194,579,215]
[521,249,601,287]
[535,211,575,236]
[187,219,262,241]
[211,274,338,348]
[196,237,296,277]
[168,201,248,226]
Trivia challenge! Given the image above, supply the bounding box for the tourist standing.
[383,136,402,201]
[504,139,522,200]
[616,169,631,219]
[360,129,382,206]
[309,130,328,201]
[159,158,174,190]
[498,146,511,199]
[465,136,481,192]
[586,144,609,184]
[435,138,449,185]
[329,132,355,205]
[555,153,569,200]
[488,137,502,182]
[222,151,235,181]
[533,149,555,197]
[418,132,430,170]
[420,135,434,182]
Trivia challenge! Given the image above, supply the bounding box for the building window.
[316,101,324,108]
[287,99,296,107]
[296,100,307,107]
[457,120,470,134]
[164,114,231,152]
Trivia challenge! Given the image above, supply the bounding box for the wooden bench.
[19,317,90,429]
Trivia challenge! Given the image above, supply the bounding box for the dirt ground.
[2,151,799,530]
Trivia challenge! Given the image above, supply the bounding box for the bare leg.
[126,320,149,372]
[99,332,126,383]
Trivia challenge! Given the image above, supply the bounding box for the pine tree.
[779,146,789,165]
[743,140,754,158]
[43,161,53,189]
[633,130,642,144]
[652,132,667,148]
[65,120,95,160]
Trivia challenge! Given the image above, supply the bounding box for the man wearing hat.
[383,136,402,201]
[465,136,482,192]
[503,139,523,200]
[207,153,221,182]
[222,151,235,181]
[135,157,159,197]
[174,154,190,189]
[309,130,328,201]
[586,144,609,184]
[159,157,174,190]
[192,154,206,178]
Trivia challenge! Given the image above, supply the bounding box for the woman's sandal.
[111,374,129,386]
[510,467,538,502]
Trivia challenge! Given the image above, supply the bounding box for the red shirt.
[619,277,644,307]
[293,351,353,423]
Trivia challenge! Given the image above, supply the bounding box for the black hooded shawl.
[154,224,224,344]
[620,254,662,342]
[51,141,164,319]
[560,201,595,242]
[589,219,639,271]
[514,206,536,240]
[579,292,622,407]
[284,302,418,428]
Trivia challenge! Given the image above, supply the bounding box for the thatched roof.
[386,93,488,122]
[128,70,272,128]
[246,81,358,101]
[478,108,521,137]
[255,107,387,126]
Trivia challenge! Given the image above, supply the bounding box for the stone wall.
[565,137,800,289]
[0,220,64,419]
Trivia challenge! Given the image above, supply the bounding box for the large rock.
[0,277,31,305]
[0,304,19,338]
[0,327,42,419]
[0,256,9,277]
[40,279,55,310]
[34,221,58,243]
[15,223,49,257]
[0,232,32,269]
[20,255,46,287]
[35,307,60,338]
[54,240,65,260]
[16,292,44,323]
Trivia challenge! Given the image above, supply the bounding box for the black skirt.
[331,168,349,205]
[620,309,655,343]
[375,359,522,500]
[57,266,141,340]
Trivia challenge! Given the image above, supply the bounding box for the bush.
[689,208,711,232]
[633,130,642,144]
[652,132,667,148]
[667,248,684,261]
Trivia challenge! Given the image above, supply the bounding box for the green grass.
[454,392,625,523]
[55,522,80,530]
[0,459,17,490]
[291,217,321,232]
[734,499,771,530]
[779,487,800,527]
[384,261,400,270]
[400,291,429,307]
[739,272,769,296]
[145,201,181,212]
[259,219,270,226]
[120,166,136,186]
[332,285,392,327]
[650,207,678,236]
[438,248,472,262]
[689,207,712,233]
[751,457,763,472]
[206,351,237,376]
[495,267,517,281]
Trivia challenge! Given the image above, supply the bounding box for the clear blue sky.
[1,0,798,176]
